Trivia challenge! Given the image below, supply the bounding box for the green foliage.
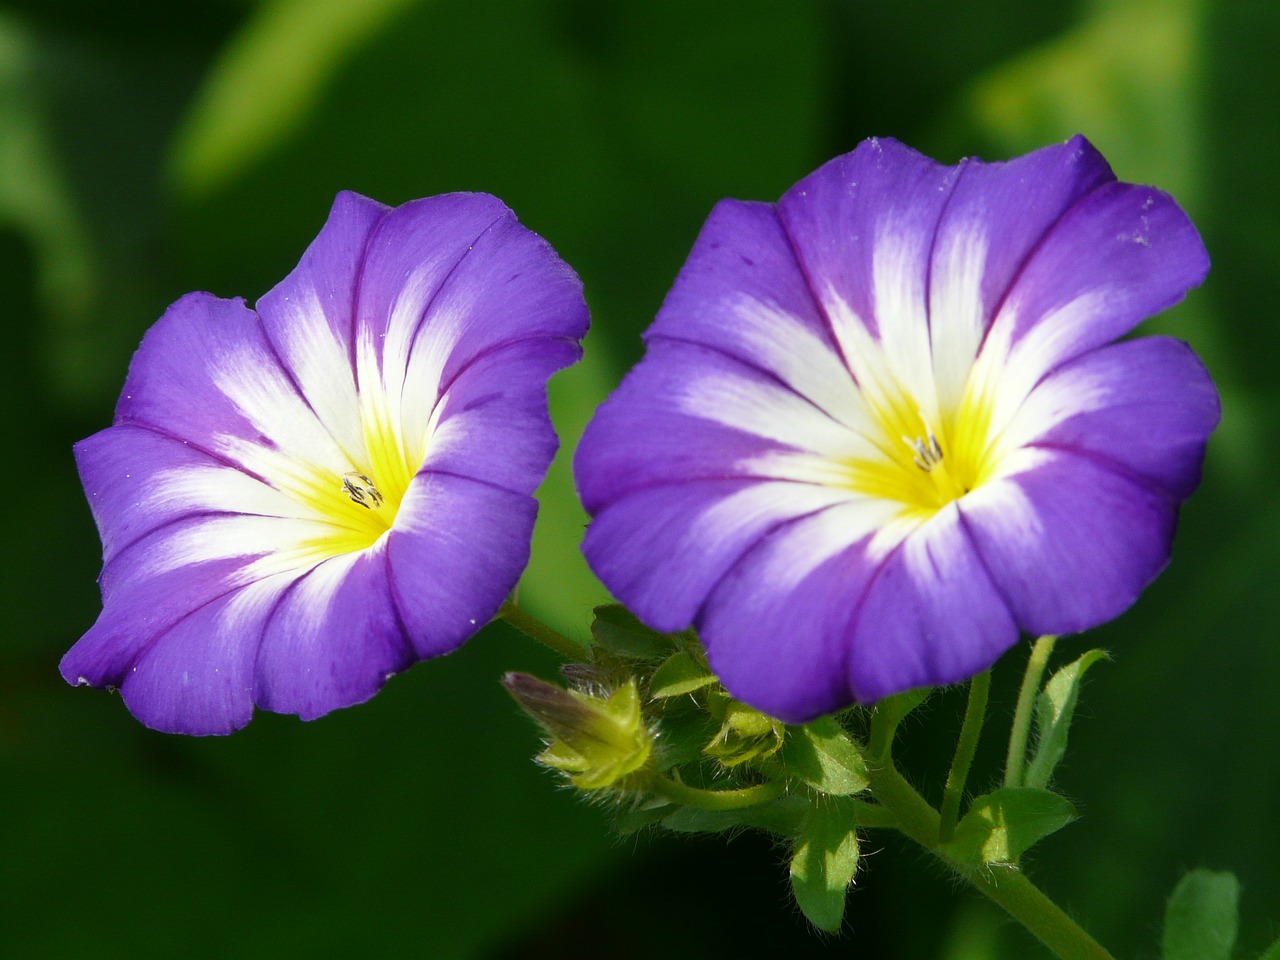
[649,651,718,699]
[661,796,809,838]
[589,603,678,662]
[790,801,862,933]
[1162,869,1241,960]
[942,787,1077,865]
[1024,649,1109,790]
[782,717,871,797]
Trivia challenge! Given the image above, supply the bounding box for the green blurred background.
[2,0,1276,956]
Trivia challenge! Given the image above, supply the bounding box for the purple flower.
[575,136,1217,723]
[63,191,588,735]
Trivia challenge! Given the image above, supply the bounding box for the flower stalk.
[938,670,990,842]
[1006,636,1057,788]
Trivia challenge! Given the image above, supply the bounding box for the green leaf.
[1024,649,1109,790]
[783,717,870,796]
[661,796,809,838]
[1259,935,1280,960]
[1161,869,1240,960]
[943,787,1077,865]
[649,651,717,699]
[789,803,860,932]
[589,604,677,662]
[170,0,426,197]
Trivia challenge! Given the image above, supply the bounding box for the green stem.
[497,599,587,660]
[867,758,1114,960]
[939,670,990,842]
[652,775,786,811]
[1005,636,1057,788]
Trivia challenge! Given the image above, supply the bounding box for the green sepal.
[1024,649,1109,790]
[1161,869,1240,960]
[661,795,809,837]
[704,696,786,767]
[942,787,1076,865]
[782,716,870,796]
[789,801,861,932]
[650,650,718,698]
[651,707,721,770]
[590,604,677,661]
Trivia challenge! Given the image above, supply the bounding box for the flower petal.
[115,292,352,482]
[926,135,1115,407]
[575,339,873,514]
[425,338,581,495]
[119,575,292,735]
[254,191,388,458]
[697,500,908,722]
[387,472,538,658]
[982,179,1209,395]
[845,505,1018,703]
[646,198,862,423]
[777,137,960,415]
[959,453,1177,635]
[253,546,413,720]
[1001,336,1220,498]
[582,479,856,633]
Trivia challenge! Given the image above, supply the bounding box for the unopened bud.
[705,696,786,768]
[503,673,653,791]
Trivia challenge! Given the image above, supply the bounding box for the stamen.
[903,429,944,473]
[342,472,385,510]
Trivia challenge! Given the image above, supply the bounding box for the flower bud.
[503,673,653,791]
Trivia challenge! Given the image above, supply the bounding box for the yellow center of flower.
[284,395,425,562]
[841,380,999,519]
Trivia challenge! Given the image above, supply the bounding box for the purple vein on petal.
[646,331,859,433]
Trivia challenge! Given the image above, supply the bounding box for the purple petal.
[575,339,852,514]
[74,423,296,565]
[777,137,960,344]
[845,506,1018,704]
[119,574,293,735]
[582,479,857,633]
[696,500,905,722]
[387,472,539,658]
[253,546,413,720]
[425,338,581,495]
[989,179,1209,377]
[959,454,1177,636]
[1009,337,1221,499]
[645,199,858,419]
[933,135,1115,328]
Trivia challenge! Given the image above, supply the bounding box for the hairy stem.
[867,757,1113,960]
[1005,636,1057,788]
[497,599,587,660]
[939,670,990,842]
[652,775,786,811]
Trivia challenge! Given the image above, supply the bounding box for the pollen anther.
[904,431,944,472]
[342,472,385,510]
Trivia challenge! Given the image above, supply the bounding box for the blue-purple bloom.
[63,191,588,735]
[575,136,1217,723]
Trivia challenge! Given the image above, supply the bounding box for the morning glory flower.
[63,191,589,735]
[575,136,1217,723]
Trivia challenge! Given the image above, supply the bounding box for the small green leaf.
[783,717,870,796]
[650,651,718,699]
[661,795,809,837]
[1024,649,1109,790]
[590,604,677,661]
[789,803,860,932]
[1258,935,1280,960]
[943,787,1077,865]
[1161,869,1240,960]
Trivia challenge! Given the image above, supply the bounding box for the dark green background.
[3,0,1276,956]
